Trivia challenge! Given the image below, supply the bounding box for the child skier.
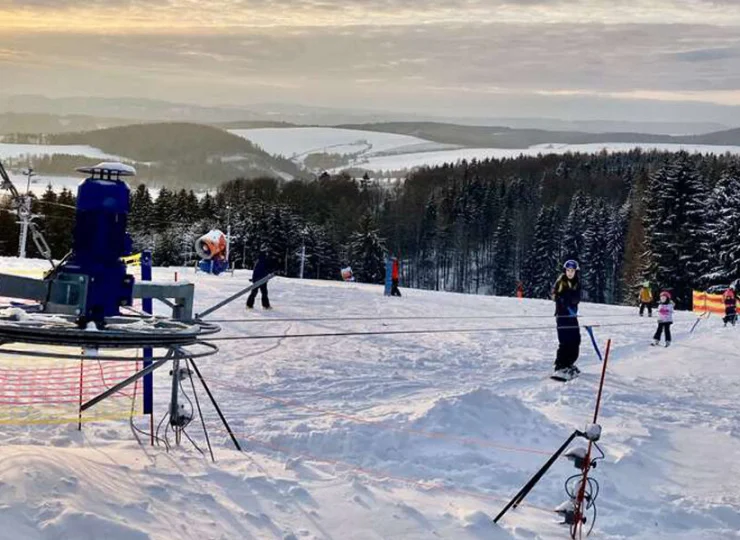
[552,260,582,380]
[723,285,737,327]
[638,281,653,317]
[652,291,673,347]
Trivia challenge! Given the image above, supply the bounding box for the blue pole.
[584,325,603,362]
[690,312,709,334]
[384,258,392,296]
[141,250,153,416]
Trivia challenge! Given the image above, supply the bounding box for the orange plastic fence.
[692,290,737,314]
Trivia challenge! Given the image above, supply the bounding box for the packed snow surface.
[1,257,739,539]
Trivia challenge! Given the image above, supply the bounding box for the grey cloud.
[666,47,740,62]
[0,0,155,6]
[1,22,740,116]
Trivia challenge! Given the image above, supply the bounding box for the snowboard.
[550,368,579,382]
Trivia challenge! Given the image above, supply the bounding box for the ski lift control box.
[47,162,136,325]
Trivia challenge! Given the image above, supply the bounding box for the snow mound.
[406,388,560,444]
[41,511,151,540]
[266,388,564,493]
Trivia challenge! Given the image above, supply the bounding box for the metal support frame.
[0,273,195,322]
[80,352,173,412]
[493,430,582,523]
[189,357,242,452]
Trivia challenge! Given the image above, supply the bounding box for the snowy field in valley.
[229,127,458,163]
[230,127,740,175]
[0,143,126,196]
[3,172,84,196]
[0,143,122,162]
[347,142,740,174]
[1,256,739,539]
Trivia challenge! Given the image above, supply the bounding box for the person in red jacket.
[723,285,737,327]
[390,257,402,297]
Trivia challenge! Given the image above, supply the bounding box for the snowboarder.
[390,257,402,297]
[246,245,271,310]
[638,281,653,317]
[652,290,674,347]
[516,282,524,299]
[723,285,737,327]
[551,260,582,381]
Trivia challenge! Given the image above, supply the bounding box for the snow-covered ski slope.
[231,127,740,174]
[1,259,739,539]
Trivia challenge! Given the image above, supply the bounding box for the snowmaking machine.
[194,229,230,275]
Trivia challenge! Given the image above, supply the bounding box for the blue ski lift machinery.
[0,159,278,458]
[0,161,217,350]
[48,162,135,326]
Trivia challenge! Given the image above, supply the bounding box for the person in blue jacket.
[246,245,272,309]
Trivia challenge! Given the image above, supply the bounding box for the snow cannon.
[46,162,136,327]
[195,230,229,275]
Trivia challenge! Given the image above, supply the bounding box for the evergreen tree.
[642,153,710,308]
[417,195,438,290]
[561,191,589,263]
[581,199,609,303]
[153,188,175,233]
[705,164,740,284]
[606,199,630,303]
[129,184,155,252]
[491,209,515,296]
[349,212,386,283]
[523,206,560,299]
[38,185,74,258]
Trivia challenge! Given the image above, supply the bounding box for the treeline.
[0,186,77,259]
[127,176,386,282]
[4,150,740,310]
[378,149,740,308]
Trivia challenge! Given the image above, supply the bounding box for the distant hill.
[216,120,299,130]
[0,95,266,125]
[44,123,305,187]
[681,127,740,145]
[2,95,732,135]
[0,113,137,136]
[337,122,740,148]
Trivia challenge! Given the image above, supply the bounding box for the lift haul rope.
[206,320,656,342]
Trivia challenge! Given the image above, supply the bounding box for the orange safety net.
[692,290,738,314]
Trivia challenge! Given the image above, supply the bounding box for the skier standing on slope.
[246,245,272,310]
[723,285,737,327]
[390,256,402,297]
[552,260,582,379]
[638,281,653,317]
[652,290,674,347]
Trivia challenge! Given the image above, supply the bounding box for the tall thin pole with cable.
[17,168,38,259]
[571,338,611,538]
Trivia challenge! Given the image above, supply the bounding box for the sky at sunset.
[2,0,740,121]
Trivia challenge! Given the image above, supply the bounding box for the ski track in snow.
[0,258,739,539]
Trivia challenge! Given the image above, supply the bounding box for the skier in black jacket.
[552,260,582,379]
[246,246,272,309]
